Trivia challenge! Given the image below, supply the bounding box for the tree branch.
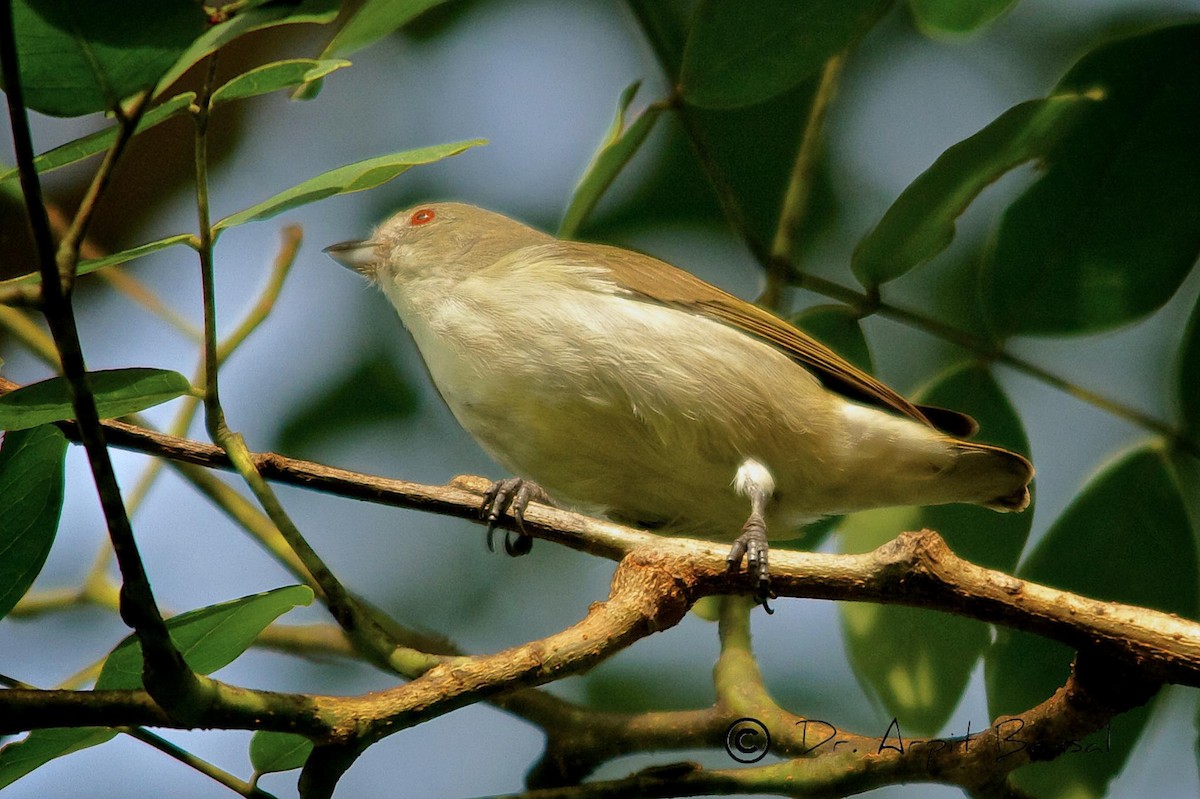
[2,375,1196,689]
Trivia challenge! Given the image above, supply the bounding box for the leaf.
[852,93,1098,289]
[0,729,118,790]
[155,0,341,95]
[249,732,313,776]
[680,0,889,109]
[0,586,313,789]
[210,59,350,107]
[96,585,315,689]
[981,24,1200,336]
[792,304,873,373]
[0,369,192,431]
[212,140,486,231]
[841,364,1033,733]
[321,0,452,59]
[7,0,206,117]
[626,0,693,77]
[0,94,195,185]
[275,348,419,453]
[986,446,1198,797]
[1180,291,1200,439]
[622,2,843,252]
[559,82,664,239]
[0,426,67,620]
[0,234,193,288]
[908,0,1018,36]
[76,234,195,276]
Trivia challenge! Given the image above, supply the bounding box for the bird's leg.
[726,459,778,613]
[480,477,552,556]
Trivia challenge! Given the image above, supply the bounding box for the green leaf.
[0,729,118,790]
[0,586,313,789]
[249,732,313,776]
[8,0,205,117]
[680,0,889,109]
[981,24,1200,336]
[0,369,192,431]
[559,82,664,239]
[275,348,419,453]
[908,0,1018,36]
[97,585,315,689]
[986,446,1197,797]
[76,234,195,276]
[0,234,193,288]
[212,140,486,231]
[322,0,452,59]
[623,2,841,249]
[155,0,341,95]
[792,304,873,373]
[0,426,67,620]
[1180,291,1200,439]
[0,94,195,185]
[622,6,844,250]
[852,93,1098,289]
[210,59,350,107]
[841,364,1033,733]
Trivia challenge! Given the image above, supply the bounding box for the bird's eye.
[410,208,436,226]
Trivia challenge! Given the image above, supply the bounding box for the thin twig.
[193,54,224,437]
[56,90,152,294]
[790,271,1199,455]
[762,53,845,310]
[126,727,280,799]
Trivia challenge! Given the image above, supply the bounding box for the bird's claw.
[726,514,776,614]
[480,477,548,557]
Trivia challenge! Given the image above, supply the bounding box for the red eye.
[410,208,436,226]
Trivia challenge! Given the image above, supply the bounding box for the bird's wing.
[547,240,978,436]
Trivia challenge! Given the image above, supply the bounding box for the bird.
[325,202,1033,605]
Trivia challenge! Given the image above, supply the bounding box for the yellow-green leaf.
[213,140,486,232]
[0,369,192,431]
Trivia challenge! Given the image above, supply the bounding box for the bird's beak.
[323,239,378,276]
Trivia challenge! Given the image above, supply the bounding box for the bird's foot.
[726,512,776,614]
[480,477,551,556]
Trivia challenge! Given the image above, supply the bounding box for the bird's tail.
[948,441,1034,512]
